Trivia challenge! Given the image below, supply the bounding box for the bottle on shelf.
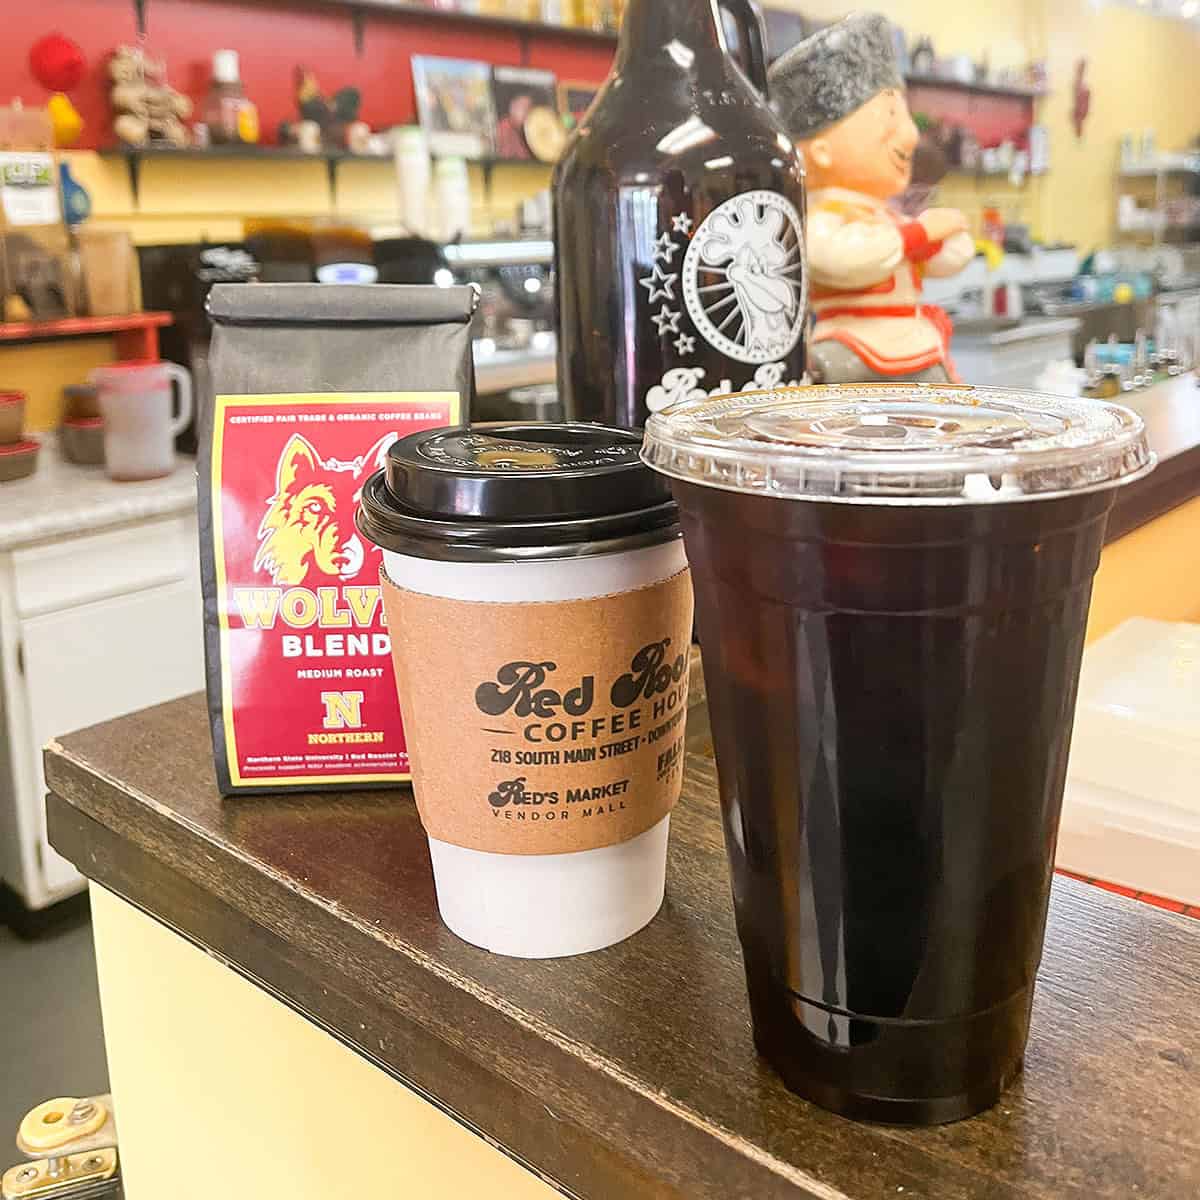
[394,127,433,239]
[435,157,473,243]
[203,50,259,145]
[553,0,807,428]
[574,0,619,32]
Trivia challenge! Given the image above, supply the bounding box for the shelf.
[101,145,345,163]
[905,73,1047,100]
[99,144,338,203]
[1117,229,1200,245]
[231,0,616,45]
[0,312,172,345]
[99,146,551,165]
[1120,164,1200,178]
[944,166,1035,180]
[327,0,618,43]
[98,145,552,205]
[462,155,554,169]
[99,145,406,168]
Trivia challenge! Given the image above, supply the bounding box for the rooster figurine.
[295,66,361,140]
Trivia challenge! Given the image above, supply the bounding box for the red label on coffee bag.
[209,392,460,788]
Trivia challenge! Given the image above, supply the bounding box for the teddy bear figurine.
[109,45,192,148]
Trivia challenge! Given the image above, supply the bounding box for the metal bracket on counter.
[2,1097,119,1200]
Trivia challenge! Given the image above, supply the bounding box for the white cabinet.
[0,511,204,911]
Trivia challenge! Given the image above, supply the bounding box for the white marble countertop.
[0,437,197,553]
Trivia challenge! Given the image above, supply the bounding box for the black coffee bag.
[200,283,476,795]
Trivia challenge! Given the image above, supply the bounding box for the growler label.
[639,190,808,415]
[681,190,807,364]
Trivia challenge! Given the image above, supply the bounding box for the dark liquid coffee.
[675,480,1115,1124]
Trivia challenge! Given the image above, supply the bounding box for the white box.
[1059,619,1200,905]
[952,318,1079,390]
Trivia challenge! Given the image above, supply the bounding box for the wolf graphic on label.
[255,432,396,586]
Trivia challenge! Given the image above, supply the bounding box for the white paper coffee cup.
[359,424,695,959]
[383,539,687,957]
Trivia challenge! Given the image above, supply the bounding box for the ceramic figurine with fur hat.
[770,13,975,383]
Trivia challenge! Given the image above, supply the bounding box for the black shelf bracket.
[126,152,142,207]
[132,0,147,37]
[326,156,339,208]
[352,8,366,57]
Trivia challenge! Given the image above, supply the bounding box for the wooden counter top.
[43,669,1199,1200]
[1108,374,1200,541]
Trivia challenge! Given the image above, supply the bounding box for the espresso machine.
[444,240,555,349]
[442,235,559,421]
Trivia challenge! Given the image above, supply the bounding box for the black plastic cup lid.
[357,422,680,562]
[385,423,667,519]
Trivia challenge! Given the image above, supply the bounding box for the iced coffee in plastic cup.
[642,383,1152,1124]
[358,423,694,959]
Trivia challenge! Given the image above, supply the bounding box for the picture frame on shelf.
[412,55,497,160]
[491,65,558,160]
[558,80,601,128]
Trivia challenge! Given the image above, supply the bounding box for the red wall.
[5,0,614,149]
[907,85,1035,149]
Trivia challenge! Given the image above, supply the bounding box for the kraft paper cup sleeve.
[381,566,694,856]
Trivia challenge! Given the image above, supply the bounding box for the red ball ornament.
[29,33,87,94]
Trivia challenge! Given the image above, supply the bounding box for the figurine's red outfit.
[808,187,976,380]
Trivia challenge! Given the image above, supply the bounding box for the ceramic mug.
[0,391,26,445]
[92,362,193,481]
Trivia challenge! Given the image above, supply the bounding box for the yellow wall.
[0,340,122,432]
[1086,496,1200,643]
[775,0,1200,250]
[1039,0,1200,248]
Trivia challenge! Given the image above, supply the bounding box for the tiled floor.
[1055,868,1200,919]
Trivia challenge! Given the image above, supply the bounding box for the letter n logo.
[321,691,365,729]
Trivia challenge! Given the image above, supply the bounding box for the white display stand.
[1060,618,1200,905]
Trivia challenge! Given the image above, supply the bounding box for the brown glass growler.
[553,0,807,429]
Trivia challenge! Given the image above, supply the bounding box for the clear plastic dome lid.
[641,384,1154,504]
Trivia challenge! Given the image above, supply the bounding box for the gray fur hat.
[769,12,904,141]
